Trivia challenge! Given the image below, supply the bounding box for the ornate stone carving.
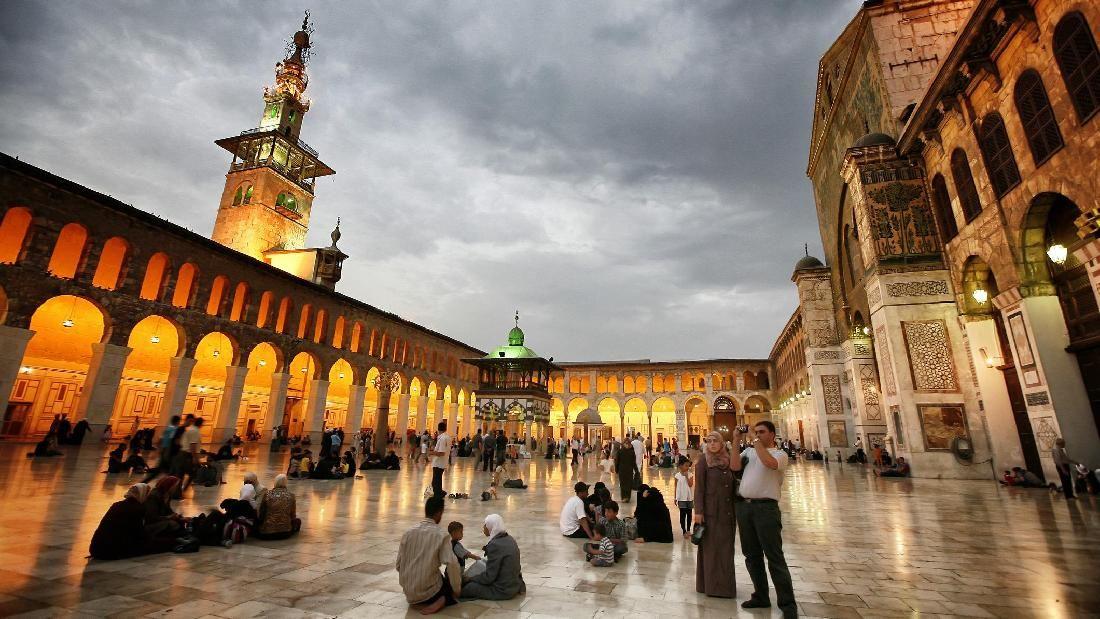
[885,280,949,297]
[903,320,959,392]
[1025,391,1050,407]
[865,180,941,257]
[867,284,882,308]
[859,364,882,420]
[815,350,841,360]
[821,374,842,416]
[1034,417,1057,452]
[853,342,871,356]
[875,325,897,396]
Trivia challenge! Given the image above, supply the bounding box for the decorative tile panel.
[902,320,959,392]
[859,364,882,420]
[867,284,882,308]
[815,350,841,360]
[875,325,897,396]
[1034,417,1057,453]
[821,374,842,416]
[885,280,949,297]
[1025,391,1050,407]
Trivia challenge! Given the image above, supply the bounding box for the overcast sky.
[1,0,861,361]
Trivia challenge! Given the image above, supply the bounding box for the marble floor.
[0,443,1097,619]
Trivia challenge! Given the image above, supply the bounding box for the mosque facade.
[770,0,1100,480]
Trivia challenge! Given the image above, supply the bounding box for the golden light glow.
[971,288,989,304]
[1046,243,1068,265]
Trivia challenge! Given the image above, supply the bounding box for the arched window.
[635,376,646,393]
[139,252,170,301]
[297,304,313,339]
[652,375,664,392]
[930,174,958,242]
[332,316,346,349]
[243,185,254,204]
[171,263,198,308]
[1014,70,1064,166]
[977,113,1021,198]
[229,282,250,321]
[597,377,607,393]
[275,192,298,213]
[206,275,229,315]
[0,207,33,264]
[350,321,363,352]
[47,223,88,278]
[91,237,129,290]
[313,308,327,344]
[275,297,292,333]
[949,149,983,222]
[1054,12,1100,122]
[256,291,274,328]
[232,187,243,206]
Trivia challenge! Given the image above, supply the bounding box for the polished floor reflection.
[0,443,1097,618]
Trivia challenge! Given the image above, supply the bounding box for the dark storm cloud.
[0,0,861,360]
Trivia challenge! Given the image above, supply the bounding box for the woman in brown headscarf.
[90,483,176,560]
[144,476,184,537]
[693,429,743,597]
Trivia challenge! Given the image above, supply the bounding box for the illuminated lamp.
[258,360,267,367]
[212,349,220,358]
[150,335,160,344]
[971,288,989,305]
[62,318,74,328]
[862,326,871,335]
[339,373,345,379]
[19,366,32,374]
[1046,244,1068,265]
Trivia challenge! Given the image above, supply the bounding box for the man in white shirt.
[736,421,795,618]
[631,433,645,482]
[430,421,452,499]
[560,482,593,539]
[571,437,581,466]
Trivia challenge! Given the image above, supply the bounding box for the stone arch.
[91,236,129,290]
[229,282,250,322]
[297,304,313,339]
[193,331,240,372]
[0,206,34,264]
[685,396,709,438]
[651,396,676,443]
[313,308,328,344]
[597,397,621,438]
[171,263,199,309]
[275,297,293,334]
[961,255,1000,315]
[139,252,171,301]
[246,341,285,373]
[256,291,274,329]
[349,321,363,353]
[24,295,110,369]
[1019,192,1084,290]
[623,396,648,438]
[46,222,88,279]
[206,275,229,316]
[332,315,347,349]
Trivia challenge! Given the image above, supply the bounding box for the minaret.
[211,12,335,261]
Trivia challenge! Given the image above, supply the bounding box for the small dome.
[794,254,825,271]
[574,409,605,426]
[852,132,896,149]
[508,325,525,346]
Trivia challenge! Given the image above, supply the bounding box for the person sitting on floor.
[448,521,480,570]
[1011,466,1045,488]
[255,474,301,540]
[290,450,314,478]
[89,483,177,560]
[342,450,357,477]
[396,496,462,615]
[633,484,674,543]
[381,449,401,470]
[601,500,628,559]
[583,523,615,567]
[193,456,223,487]
[360,451,384,470]
[560,481,594,539]
[877,457,911,478]
[459,514,526,601]
[210,439,240,461]
[309,454,342,479]
[30,432,64,458]
[105,442,147,473]
[240,471,265,511]
[144,476,184,538]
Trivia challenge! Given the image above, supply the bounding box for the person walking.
[482,429,494,472]
[431,421,452,499]
[694,432,740,598]
[1052,438,1078,500]
[631,433,645,482]
[612,437,637,503]
[737,421,796,618]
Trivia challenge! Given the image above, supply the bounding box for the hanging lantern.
[1046,243,1068,265]
[971,288,989,304]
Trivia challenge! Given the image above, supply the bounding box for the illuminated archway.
[686,396,709,440]
[114,315,186,430]
[285,351,320,438]
[652,397,676,444]
[91,237,129,290]
[47,223,88,279]
[597,397,621,440]
[326,358,355,429]
[567,397,589,439]
[623,397,648,439]
[0,207,33,264]
[241,342,282,438]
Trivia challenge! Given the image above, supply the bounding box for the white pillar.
[260,372,291,443]
[303,379,330,445]
[213,366,249,444]
[963,319,1023,473]
[0,326,34,420]
[395,394,411,442]
[158,356,196,430]
[445,401,457,435]
[460,404,472,439]
[348,384,367,432]
[75,343,131,434]
[415,396,428,433]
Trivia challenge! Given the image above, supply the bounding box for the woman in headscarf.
[459,514,526,600]
[89,484,175,560]
[144,476,183,538]
[256,474,301,540]
[633,484,675,543]
[239,471,264,512]
[693,429,743,597]
[612,437,637,502]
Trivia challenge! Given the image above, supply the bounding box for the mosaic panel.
[917,403,969,450]
[902,320,959,392]
[859,364,882,420]
[821,374,842,416]
[885,280,949,297]
[1025,391,1050,407]
[864,179,941,257]
[828,420,848,447]
[875,325,897,396]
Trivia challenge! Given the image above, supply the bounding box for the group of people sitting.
[287,446,358,479]
[559,479,674,566]
[89,472,301,560]
[396,496,526,615]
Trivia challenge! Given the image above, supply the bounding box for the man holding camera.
[736,421,796,618]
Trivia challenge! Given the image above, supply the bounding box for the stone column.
[157,356,196,430]
[75,343,132,435]
[414,396,428,433]
[213,365,249,444]
[347,384,367,431]
[260,372,291,443]
[843,337,886,456]
[395,393,411,443]
[0,326,34,420]
[962,317,1023,473]
[995,292,1100,479]
[1073,213,1100,308]
[373,392,392,456]
[525,419,533,444]
[303,379,330,445]
[460,404,472,439]
[445,401,457,435]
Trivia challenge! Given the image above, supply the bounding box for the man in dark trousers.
[736,421,796,619]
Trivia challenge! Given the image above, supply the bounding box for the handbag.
[691,523,706,546]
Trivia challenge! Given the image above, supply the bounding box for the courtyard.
[0,443,1096,618]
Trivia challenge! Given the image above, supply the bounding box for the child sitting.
[602,501,628,559]
[489,461,507,498]
[448,521,481,570]
[584,523,615,567]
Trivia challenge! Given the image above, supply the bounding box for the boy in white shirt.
[673,455,695,538]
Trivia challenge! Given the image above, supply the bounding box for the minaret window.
[232,187,243,206]
[243,185,253,204]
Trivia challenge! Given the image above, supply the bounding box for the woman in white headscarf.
[459,514,526,600]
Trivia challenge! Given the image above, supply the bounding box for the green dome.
[508,325,525,346]
[487,344,539,359]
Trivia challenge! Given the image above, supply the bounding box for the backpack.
[194,464,219,487]
[224,518,251,544]
[191,511,228,546]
